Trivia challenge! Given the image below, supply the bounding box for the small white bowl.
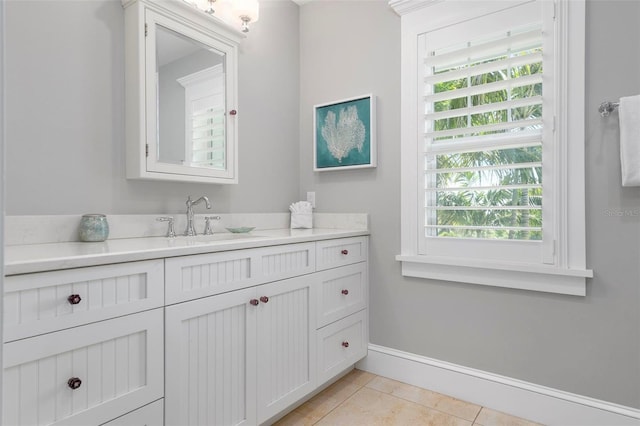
[225,227,255,234]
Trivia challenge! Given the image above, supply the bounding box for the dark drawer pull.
[341,249,349,255]
[67,294,82,305]
[67,377,82,390]
[260,296,269,303]
[249,299,259,306]
[341,289,349,295]
[342,341,349,348]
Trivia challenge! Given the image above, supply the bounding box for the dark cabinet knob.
[67,294,82,305]
[229,110,237,116]
[249,299,259,306]
[342,341,349,348]
[341,289,349,295]
[341,249,349,255]
[67,377,82,390]
[260,296,269,303]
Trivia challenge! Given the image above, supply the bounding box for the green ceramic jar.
[79,214,109,242]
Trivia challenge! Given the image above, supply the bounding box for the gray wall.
[5,0,300,215]
[299,0,640,409]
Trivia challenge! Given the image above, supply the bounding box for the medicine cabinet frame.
[122,0,244,184]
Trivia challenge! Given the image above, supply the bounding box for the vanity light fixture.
[185,0,259,33]
[240,15,252,33]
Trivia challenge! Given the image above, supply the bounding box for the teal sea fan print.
[315,96,372,169]
[321,105,365,163]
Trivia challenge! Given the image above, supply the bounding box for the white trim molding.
[397,254,593,296]
[388,0,442,16]
[357,344,640,426]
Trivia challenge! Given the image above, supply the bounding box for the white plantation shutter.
[190,103,226,169]
[420,2,547,248]
[178,64,226,170]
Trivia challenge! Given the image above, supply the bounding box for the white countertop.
[5,228,370,275]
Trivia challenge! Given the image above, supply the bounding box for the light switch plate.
[306,192,316,208]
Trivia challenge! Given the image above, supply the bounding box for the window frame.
[392,0,593,296]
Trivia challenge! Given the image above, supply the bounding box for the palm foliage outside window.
[424,25,544,241]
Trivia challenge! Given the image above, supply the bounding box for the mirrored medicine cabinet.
[122,0,244,183]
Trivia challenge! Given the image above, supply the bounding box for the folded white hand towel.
[289,201,313,214]
[619,94,640,186]
[290,201,313,229]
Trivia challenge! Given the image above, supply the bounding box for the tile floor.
[274,369,543,426]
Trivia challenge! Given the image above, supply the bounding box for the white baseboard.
[356,344,640,426]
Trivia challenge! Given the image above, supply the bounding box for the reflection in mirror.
[156,24,226,170]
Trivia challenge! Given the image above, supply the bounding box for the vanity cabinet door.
[165,274,318,426]
[256,275,317,424]
[164,287,257,426]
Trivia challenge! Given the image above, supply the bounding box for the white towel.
[289,201,313,229]
[619,94,640,186]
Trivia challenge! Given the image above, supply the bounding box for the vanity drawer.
[165,243,315,304]
[4,260,164,342]
[3,309,164,426]
[317,309,368,385]
[317,263,368,328]
[315,237,368,271]
[165,250,259,304]
[256,242,315,283]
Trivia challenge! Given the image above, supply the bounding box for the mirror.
[123,0,243,184]
[156,25,226,170]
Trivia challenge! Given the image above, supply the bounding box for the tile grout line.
[311,372,376,425]
[471,406,483,425]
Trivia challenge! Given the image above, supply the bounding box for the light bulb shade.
[235,0,259,23]
[213,0,235,23]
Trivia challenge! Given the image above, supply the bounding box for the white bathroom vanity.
[3,214,369,425]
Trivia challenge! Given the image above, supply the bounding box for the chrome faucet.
[185,196,211,236]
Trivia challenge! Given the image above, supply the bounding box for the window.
[392,0,592,295]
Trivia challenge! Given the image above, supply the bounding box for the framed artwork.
[313,94,376,171]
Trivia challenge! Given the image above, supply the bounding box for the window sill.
[396,255,593,296]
